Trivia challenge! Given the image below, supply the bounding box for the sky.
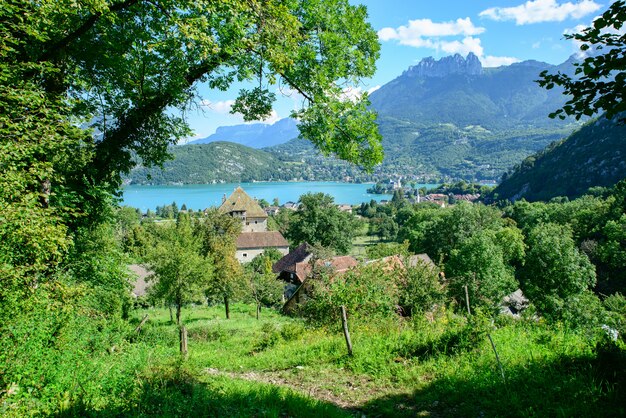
[184,0,609,141]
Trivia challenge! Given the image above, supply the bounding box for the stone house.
[219,187,289,262]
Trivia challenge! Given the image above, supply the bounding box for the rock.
[500,289,529,317]
[404,53,482,78]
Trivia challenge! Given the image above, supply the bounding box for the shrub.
[520,223,596,320]
[301,263,398,326]
[280,322,306,342]
[397,261,445,316]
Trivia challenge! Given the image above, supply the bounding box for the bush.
[301,263,398,326]
[397,262,445,316]
[280,322,306,342]
[251,323,282,352]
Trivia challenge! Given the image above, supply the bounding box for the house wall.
[236,246,289,263]
[242,217,268,232]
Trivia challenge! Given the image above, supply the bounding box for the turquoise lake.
[122,182,438,211]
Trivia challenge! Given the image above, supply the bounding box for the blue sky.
[185,0,608,141]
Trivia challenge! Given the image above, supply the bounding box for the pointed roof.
[219,187,267,218]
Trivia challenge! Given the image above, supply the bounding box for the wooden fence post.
[340,305,353,356]
[487,334,506,383]
[134,314,149,333]
[180,326,188,358]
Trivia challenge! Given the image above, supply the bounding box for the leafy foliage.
[146,214,212,324]
[538,1,626,122]
[285,193,360,254]
[520,223,596,319]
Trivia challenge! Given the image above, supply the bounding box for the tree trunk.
[256,302,260,320]
[224,295,230,319]
[341,305,353,356]
[180,325,188,359]
[169,305,174,323]
[176,303,181,325]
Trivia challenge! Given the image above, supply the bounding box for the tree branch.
[93,53,231,183]
[38,0,141,62]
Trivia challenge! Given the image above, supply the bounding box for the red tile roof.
[272,242,311,274]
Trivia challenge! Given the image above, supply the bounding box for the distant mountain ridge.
[369,53,577,130]
[189,117,298,148]
[137,53,592,184]
[402,52,483,78]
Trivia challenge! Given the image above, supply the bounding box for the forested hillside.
[492,116,626,201]
[128,142,279,184]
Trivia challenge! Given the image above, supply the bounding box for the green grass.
[4,304,624,417]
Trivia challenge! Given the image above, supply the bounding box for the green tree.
[520,223,596,319]
[146,214,212,324]
[445,230,519,311]
[247,250,285,317]
[195,209,244,319]
[286,193,359,254]
[538,1,626,122]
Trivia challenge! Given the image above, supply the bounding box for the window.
[243,253,248,258]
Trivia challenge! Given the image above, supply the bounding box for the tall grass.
[2,303,623,417]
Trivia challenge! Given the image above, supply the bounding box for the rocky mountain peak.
[403,52,483,78]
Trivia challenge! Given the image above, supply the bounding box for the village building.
[272,244,359,313]
[264,206,281,216]
[219,187,289,263]
[336,204,353,214]
[283,201,299,210]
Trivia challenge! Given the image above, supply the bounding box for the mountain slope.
[491,117,626,202]
[189,118,298,148]
[131,54,589,184]
[369,53,576,130]
[128,142,280,184]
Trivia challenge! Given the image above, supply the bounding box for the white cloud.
[340,85,381,102]
[480,0,602,25]
[200,99,236,114]
[378,18,519,68]
[482,55,521,67]
[439,36,484,57]
[378,17,485,45]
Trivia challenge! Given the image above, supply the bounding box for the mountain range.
[189,117,299,148]
[128,53,612,188]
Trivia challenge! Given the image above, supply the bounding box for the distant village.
[133,186,439,314]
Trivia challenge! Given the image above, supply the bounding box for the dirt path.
[205,366,409,412]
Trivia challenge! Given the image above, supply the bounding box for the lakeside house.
[336,204,353,213]
[219,187,289,263]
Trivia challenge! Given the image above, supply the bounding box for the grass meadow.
[5,303,616,417]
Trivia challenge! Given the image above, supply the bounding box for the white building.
[219,187,289,262]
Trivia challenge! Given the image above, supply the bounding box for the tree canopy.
[538,1,626,122]
[0,0,382,317]
[285,192,359,254]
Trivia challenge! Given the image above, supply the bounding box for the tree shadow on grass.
[360,351,625,417]
[53,365,352,418]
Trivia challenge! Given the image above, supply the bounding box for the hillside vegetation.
[128,142,281,184]
[492,116,626,202]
